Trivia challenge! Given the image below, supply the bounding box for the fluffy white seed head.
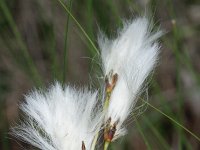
[11,82,103,150]
[98,17,163,140]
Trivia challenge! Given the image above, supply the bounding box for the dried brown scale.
[105,73,118,94]
[82,141,86,150]
[104,118,119,142]
[104,124,116,142]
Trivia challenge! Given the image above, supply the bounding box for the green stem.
[104,141,110,150]
[91,93,111,150]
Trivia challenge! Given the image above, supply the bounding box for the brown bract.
[82,141,86,150]
[105,72,118,94]
[104,118,119,142]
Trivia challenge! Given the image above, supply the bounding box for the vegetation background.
[0,0,200,149]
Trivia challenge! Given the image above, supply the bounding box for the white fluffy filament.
[11,83,103,150]
[98,17,163,140]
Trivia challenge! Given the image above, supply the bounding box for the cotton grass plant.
[9,0,200,150]
[11,11,163,150]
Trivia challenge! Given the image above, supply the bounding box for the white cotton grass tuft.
[11,16,163,149]
[11,82,104,150]
[98,17,163,141]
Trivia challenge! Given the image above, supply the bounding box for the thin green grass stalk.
[135,118,152,150]
[63,0,73,85]
[0,0,42,87]
[152,80,193,148]
[142,115,170,150]
[142,99,200,142]
[85,0,96,57]
[144,104,194,149]
[164,0,200,85]
[149,81,192,149]
[48,0,62,82]
[57,0,99,55]
[85,0,102,76]
[172,20,195,150]
[165,0,198,148]
[170,18,185,149]
[48,24,60,81]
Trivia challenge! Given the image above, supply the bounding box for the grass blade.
[63,0,73,84]
[135,117,152,150]
[0,0,42,86]
[57,0,99,55]
[142,99,200,142]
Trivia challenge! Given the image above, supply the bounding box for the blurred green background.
[0,0,200,149]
